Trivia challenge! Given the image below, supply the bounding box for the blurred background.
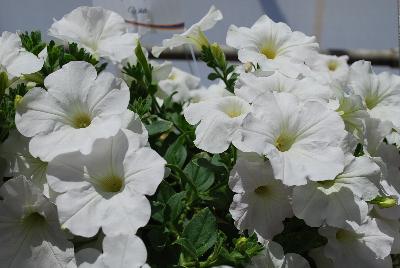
[0,0,398,82]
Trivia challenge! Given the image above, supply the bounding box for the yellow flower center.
[261,47,277,59]
[275,134,295,152]
[336,229,359,242]
[318,180,335,188]
[327,60,338,71]
[254,185,270,197]
[22,212,46,226]
[99,175,123,193]
[71,113,92,129]
[364,95,379,110]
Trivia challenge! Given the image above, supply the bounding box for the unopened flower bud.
[369,196,398,208]
[14,94,23,107]
[243,62,254,73]
[210,43,226,67]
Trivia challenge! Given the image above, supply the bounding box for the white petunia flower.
[157,67,200,102]
[332,92,369,140]
[184,95,251,153]
[47,129,166,237]
[319,218,393,268]
[229,152,292,239]
[152,6,223,57]
[235,72,333,103]
[372,143,400,220]
[247,240,310,268]
[306,53,349,84]
[0,130,48,195]
[0,176,75,268]
[292,154,380,227]
[76,234,147,268]
[363,117,393,156]
[236,92,346,186]
[49,6,139,62]
[348,60,400,131]
[189,80,233,103]
[0,31,43,78]
[15,61,130,161]
[308,247,334,268]
[226,15,318,78]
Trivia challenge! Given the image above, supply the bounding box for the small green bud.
[210,43,226,67]
[234,236,248,251]
[369,196,398,208]
[243,62,254,73]
[14,94,23,107]
[0,72,9,93]
[26,82,37,89]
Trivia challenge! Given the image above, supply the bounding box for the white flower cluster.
[1,4,400,268]
[179,10,400,268]
[0,6,167,268]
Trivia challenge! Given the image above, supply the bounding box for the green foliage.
[199,43,239,93]
[19,31,46,56]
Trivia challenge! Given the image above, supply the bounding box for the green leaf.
[184,158,215,193]
[135,42,152,81]
[208,73,220,81]
[145,119,173,136]
[165,191,186,222]
[182,208,218,257]
[174,238,199,260]
[164,135,187,168]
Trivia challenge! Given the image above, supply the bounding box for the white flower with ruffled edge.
[236,92,346,186]
[15,61,129,161]
[0,31,43,78]
[0,176,75,268]
[330,91,369,141]
[306,53,349,84]
[152,6,222,57]
[157,67,200,102]
[292,154,380,227]
[184,95,251,153]
[247,240,310,268]
[229,152,292,239]
[49,6,139,63]
[372,143,400,221]
[235,72,333,103]
[226,15,318,78]
[189,80,233,103]
[348,61,400,131]
[76,234,148,268]
[0,130,48,195]
[47,129,166,237]
[319,218,393,268]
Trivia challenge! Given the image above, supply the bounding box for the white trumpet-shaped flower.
[76,234,148,268]
[184,96,251,153]
[348,61,400,131]
[0,130,48,195]
[229,152,292,239]
[292,154,380,227]
[157,67,201,102]
[15,61,129,161]
[319,218,394,268]
[247,240,310,268]
[49,6,139,62]
[0,176,75,268]
[189,80,232,103]
[306,53,349,84]
[47,129,166,237]
[0,31,43,78]
[236,92,346,186]
[226,15,318,78]
[235,72,333,103]
[152,6,223,57]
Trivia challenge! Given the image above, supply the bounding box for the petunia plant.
[1,4,400,268]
